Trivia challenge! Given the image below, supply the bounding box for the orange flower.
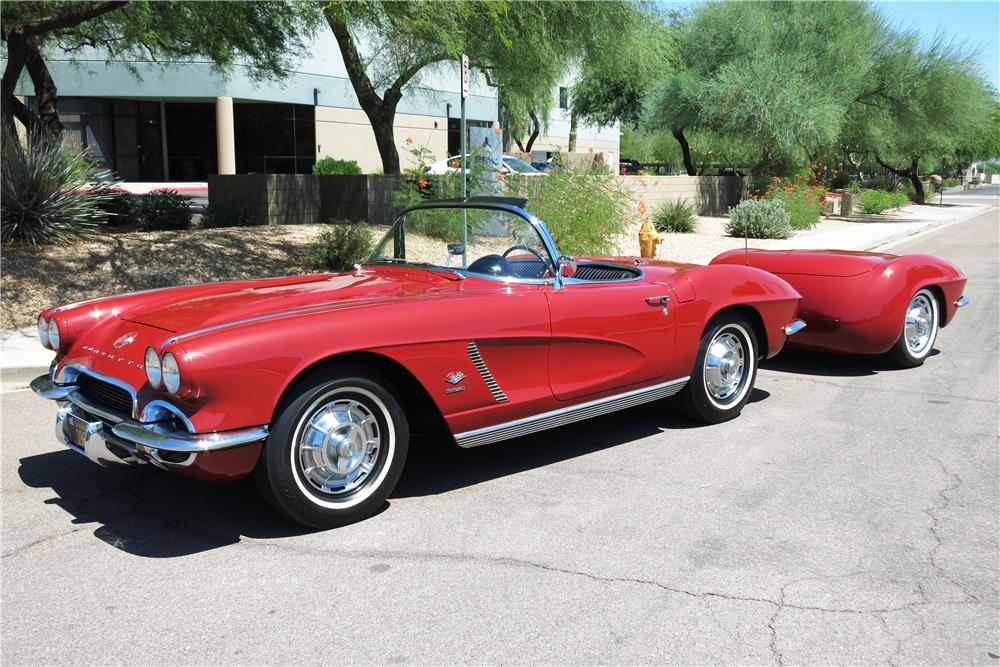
[495,172,505,182]
[513,121,522,130]
[405,137,413,146]
[417,178,428,189]
[598,226,607,234]
[449,159,460,168]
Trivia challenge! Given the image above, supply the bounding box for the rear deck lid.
[727,249,895,277]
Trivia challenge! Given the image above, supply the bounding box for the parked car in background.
[425,154,544,176]
[619,158,643,175]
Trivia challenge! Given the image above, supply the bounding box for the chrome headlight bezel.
[161,352,181,395]
[47,318,61,352]
[38,315,50,349]
[144,347,163,389]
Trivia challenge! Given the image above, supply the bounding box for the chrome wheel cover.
[904,293,935,354]
[704,330,746,402]
[296,398,381,496]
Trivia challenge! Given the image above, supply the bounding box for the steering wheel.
[502,245,548,263]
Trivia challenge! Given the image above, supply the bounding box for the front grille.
[77,373,134,418]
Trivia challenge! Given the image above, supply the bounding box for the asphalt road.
[2,205,998,665]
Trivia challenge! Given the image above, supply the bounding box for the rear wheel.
[255,366,409,529]
[677,313,758,424]
[888,288,939,368]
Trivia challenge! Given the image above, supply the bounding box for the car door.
[545,279,677,402]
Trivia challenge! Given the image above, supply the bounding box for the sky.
[659,0,1000,92]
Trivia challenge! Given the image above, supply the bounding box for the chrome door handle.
[645,295,670,305]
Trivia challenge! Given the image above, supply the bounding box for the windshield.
[368,206,554,280]
[502,156,541,174]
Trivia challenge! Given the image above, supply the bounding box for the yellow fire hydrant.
[638,217,662,259]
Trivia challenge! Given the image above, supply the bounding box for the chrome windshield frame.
[365,197,561,280]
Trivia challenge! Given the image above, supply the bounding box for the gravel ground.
[1,214,864,329]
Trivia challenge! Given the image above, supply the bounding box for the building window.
[234,103,315,175]
[558,86,569,109]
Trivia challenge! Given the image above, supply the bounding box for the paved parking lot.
[2,207,997,665]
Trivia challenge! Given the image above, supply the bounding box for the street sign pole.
[460,53,469,266]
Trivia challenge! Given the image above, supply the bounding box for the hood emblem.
[113,332,138,349]
[445,371,465,385]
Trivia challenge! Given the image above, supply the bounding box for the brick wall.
[617,175,748,216]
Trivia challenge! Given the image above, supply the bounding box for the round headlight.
[38,316,50,349]
[161,352,181,394]
[47,318,61,351]
[144,347,162,388]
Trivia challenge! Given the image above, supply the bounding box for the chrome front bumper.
[32,375,268,468]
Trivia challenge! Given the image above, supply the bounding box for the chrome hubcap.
[297,399,380,496]
[704,331,745,401]
[904,294,934,353]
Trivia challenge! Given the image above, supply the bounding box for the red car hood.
[119,267,466,334]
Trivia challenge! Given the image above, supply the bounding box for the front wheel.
[677,313,758,424]
[888,288,939,368]
[255,366,409,529]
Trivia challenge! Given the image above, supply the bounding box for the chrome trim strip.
[455,376,690,448]
[467,340,509,403]
[141,399,196,432]
[783,319,807,336]
[111,421,269,453]
[954,296,969,308]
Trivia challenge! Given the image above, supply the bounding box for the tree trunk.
[371,108,400,175]
[524,111,540,154]
[1,36,31,136]
[874,152,924,204]
[908,157,924,204]
[567,109,578,153]
[23,38,62,138]
[672,127,695,175]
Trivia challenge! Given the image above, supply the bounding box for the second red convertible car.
[30,197,967,528]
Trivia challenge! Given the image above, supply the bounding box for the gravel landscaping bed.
[2,215,865,330]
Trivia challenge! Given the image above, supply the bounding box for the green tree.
[847,33,995,202]
[325,0,642,173]
[1,0,319,137]
[645,1,885,176]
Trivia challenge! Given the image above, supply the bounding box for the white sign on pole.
[461,54,470,99]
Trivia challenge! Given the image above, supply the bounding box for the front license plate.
[64,412,95,447]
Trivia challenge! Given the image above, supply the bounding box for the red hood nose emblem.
[113,332,138,349]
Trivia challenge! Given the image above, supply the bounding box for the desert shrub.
[768,189,823,230]
[201,202,259,228]
[860,189,909,214]
[941,177,960,188]
[507,157,632,255]
[133,190,192,230]
[725,199,792,239]
[971,176,981,185]
[309,222,373,271]
[0,132,116,245]
[313,157,362,175]
[89,185,135,227]
[652,199,697,233]
[983,162,1000,174]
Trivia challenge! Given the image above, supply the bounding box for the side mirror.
[555,254,577,287]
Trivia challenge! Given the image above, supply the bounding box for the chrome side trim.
[141,399,196,432]
[467,340,509,403]
[783,319,807,336]
[455,376,689,448]
[111,421,269,453]
[954,296,969,308]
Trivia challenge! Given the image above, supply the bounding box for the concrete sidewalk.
[2,198,992,377]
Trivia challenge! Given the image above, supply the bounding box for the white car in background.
[423,154,545,176]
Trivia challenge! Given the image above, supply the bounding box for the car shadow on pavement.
[17,450,310,558]
[15,392,768,555]
[760,348,936,377]
[392,396,761,498]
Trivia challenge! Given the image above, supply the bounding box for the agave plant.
[1,131,116,245]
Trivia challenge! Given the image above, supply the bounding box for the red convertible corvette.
[31,197,968,528]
